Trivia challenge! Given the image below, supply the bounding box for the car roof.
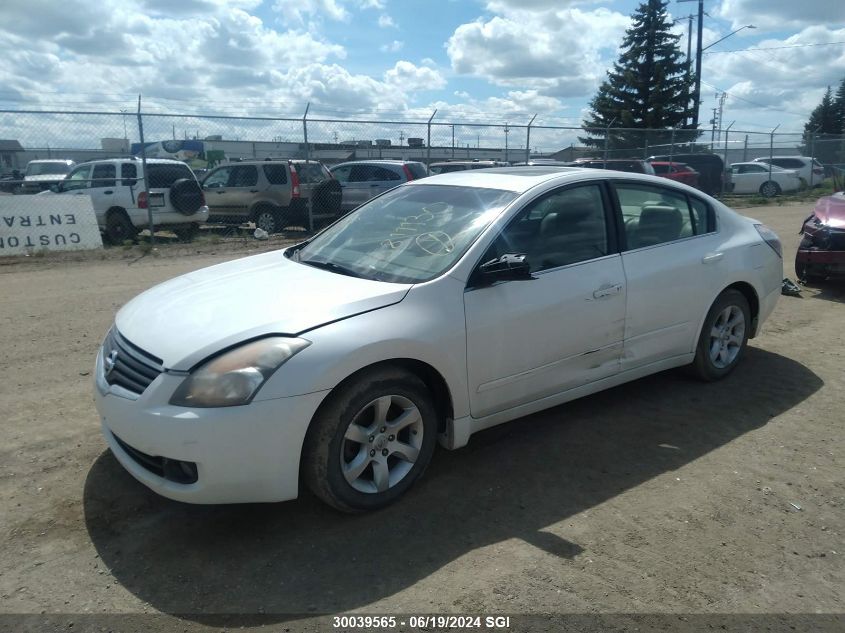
[29,159,74,164]
[331,160,420,167]
[753,156,810,160]
[413,166,678,193]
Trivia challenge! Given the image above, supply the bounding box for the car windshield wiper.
[299,258,364,279]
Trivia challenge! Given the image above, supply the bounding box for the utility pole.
[716,91,727,147]
[451,124,455,157]
[710,106,718,146]
[678,0,704,128]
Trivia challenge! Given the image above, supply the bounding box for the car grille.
[828,229,845,251]
[101,328,164,395]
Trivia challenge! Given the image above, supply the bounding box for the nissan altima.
[93,167,782,512]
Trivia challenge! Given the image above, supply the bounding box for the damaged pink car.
[796,192,845,282]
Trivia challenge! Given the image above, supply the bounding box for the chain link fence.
[2,106,844,256]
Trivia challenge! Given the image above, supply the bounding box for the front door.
[464,183,626,418]
[202,166,234,220]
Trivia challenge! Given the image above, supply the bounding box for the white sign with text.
[0,195,103,256]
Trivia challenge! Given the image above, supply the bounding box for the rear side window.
[147,163,194,188]
[121,163,137,186]
[371,166,401,181]
[772,158,801,169]
[614,183,713,249]
[91,164,116,188]
[263,164,288,185]
[349,165,373,182]
[406,163,429,179]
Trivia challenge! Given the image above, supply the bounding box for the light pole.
[678,0,754,129]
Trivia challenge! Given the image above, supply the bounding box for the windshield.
[26,163,70,176]
[295,184,517,284]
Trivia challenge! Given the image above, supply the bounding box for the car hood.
[813,192,845,229]
[115,250,410,370]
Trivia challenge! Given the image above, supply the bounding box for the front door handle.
[592,283,623,299]
[702,252,724,264]
[103,190,113,195]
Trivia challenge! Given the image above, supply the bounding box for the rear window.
[406,163,429,179]
[262,164,288,185]
[296,163,329,184]
[651,163,670,174]
[771,158,802,169]
[147,163,194,188]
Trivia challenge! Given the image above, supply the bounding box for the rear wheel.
[302,368,438,512]
[105,210,137,244]
[759,181,781,198]
[253,205,283,234]
[690,289,750,381]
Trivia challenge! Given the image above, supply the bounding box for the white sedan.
[729,162,802,197]
[93,167,782,512]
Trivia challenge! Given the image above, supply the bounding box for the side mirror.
[473,253,534,286]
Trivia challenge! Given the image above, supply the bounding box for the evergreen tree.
[580,0,694,153]
[803,85,842,164]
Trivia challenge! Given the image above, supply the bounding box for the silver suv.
[45,158,208,243]
[201,159,342,233]
[329,160,428,212]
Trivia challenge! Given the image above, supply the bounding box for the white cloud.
[384,61,447,91]
[379,40,404,53]
[717,0,844,31]
[377,13,397,28]
[273,0,349,25]
[446,5,630,98]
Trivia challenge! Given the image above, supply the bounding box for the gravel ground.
[0,204,842,632]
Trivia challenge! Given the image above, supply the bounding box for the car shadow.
[803,279,845,304]
[83,347,821,623]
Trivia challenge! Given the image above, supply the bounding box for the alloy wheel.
[708,305,745,369]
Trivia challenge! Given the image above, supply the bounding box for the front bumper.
[796,248,845,266]
[93,347,329,504]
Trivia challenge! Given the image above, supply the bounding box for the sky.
[0,0,843,151]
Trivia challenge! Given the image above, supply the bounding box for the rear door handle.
[702,252,724,264]
[102,190,113,195]
[592,283,623,299]
[370,184,380,187]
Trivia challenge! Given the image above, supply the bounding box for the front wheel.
[302,368,438,512]
[105,210,137,244]
[253,206,283,234]
[759,181,781,198]
[690,289,751,381]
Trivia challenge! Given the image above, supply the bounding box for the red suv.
[650,161,700,188]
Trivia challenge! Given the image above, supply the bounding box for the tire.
[169,178,204,215]
[759,181,781,198]
[105,210,138,244]
[690,289,751,381]
[252,205,283,234]
[173,223,200,242]
[795,251,825,284]
[302,367,438,512]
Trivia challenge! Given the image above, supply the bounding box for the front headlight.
[170,337,310,408]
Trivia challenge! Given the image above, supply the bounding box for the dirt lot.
[0,204,843,632]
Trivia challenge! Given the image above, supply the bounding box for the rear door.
[613,181,723,370]
[367,165,403,198]
[336,164,374,210]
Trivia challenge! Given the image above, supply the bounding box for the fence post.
[135,94,154,246]
[722,121,734,197]
[302,102,312,232]
[643,136,649,159]
[809,125,820,188]
[604,117,617,164]
[525,114,536,163]
[743,135,748,162]
[426,109,437,167]
[669,127,675,165]
[768,124,780,187]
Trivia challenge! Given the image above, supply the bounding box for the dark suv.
[202,159,342,233]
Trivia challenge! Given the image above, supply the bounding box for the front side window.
[294,184,517,284]
[614,183,713,249]
[484,184,609,273]
[63,165,92,191]
[203,167,231,189]
[331,165,352,182]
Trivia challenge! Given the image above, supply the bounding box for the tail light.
[755,223,782,258]
[138,191,148,209]
[290,165,301,197]
[402,165,415,181]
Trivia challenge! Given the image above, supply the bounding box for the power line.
[703,40,845,55]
